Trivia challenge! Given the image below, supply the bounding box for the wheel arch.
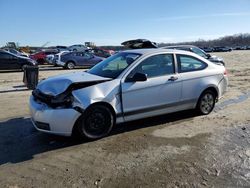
[72,101,116,136]
[66,60,76,65]
[196,86,219,107]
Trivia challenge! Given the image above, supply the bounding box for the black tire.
[66,61,75,69]
[196,90,216,115]
[21,64,27,71]
[77,105,114,140]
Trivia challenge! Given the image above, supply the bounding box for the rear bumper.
[218,76,228,99]
[29,96,81,136]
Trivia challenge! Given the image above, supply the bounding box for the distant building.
[85,42,95,48]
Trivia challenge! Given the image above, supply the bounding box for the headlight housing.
[32,89,73,108]
[50,94,74,108]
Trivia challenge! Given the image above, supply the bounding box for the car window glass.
[177,55,207,72]
[83,53,91,58]
[132,54,174,78]
[75,52,81,56]
[191,47,207,58]
[88,52,141,78]
[10,49,16,54]
[103,56,129,71]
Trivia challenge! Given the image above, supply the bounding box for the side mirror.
[126,72,147,82]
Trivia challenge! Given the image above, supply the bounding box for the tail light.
[224,69,228,76]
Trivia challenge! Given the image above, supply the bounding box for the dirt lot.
[0,51,250,188]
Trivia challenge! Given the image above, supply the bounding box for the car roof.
[161,45,198,49]
[123,48,194,56]
[0,49,19,57]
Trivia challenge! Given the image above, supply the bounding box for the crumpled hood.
[37,71,111,96]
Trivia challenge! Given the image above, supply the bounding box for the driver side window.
[131,54,175,78]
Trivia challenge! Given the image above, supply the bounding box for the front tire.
[77,105,114,140]
[196,90,216,115]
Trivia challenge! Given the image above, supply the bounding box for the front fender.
[72,79,122,115]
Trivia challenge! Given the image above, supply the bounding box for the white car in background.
[68,44,88,52]
[30,49,228,140]
[46,54,55,65]
[51,51,70,66]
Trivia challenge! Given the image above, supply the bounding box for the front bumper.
[29,96,81,136]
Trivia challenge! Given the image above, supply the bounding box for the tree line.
[100,33,250,50]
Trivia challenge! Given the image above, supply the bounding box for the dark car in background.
[0,50,36,70]
[56,51,104,69]
[122,39,158,49]
[3,48,28,57]
[213,46,232,52]
[162,45,225,65]
[202,47,214,53]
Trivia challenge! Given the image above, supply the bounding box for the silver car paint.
[30,49,228,136]
[30,96,81,136]
[37,71,111,96]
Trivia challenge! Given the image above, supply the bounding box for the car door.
[176,54,208,104]
[79,52,94,66]
[121,53,182,121]
[0,52,8,69]
[73,52,82,65]
[0,52,18,69]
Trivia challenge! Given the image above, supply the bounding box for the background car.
[53,51,70,66]
[53,45,69,51]
[29,49,59,64]
[122,39,158,49]
[213,46,232,52]
[68,44,88,52]
[86,48,111,58]
[0,50,36,70]
[162,45,225,65]
[58,51,104,69]
[202,47,214,53]
[3,48,28,57]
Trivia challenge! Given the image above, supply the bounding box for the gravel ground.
[0,50,250,188]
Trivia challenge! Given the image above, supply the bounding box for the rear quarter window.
[177,54,207,73]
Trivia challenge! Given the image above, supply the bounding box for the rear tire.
[196,90,216,115]
[66,61,75,69]
[77,105,114,140]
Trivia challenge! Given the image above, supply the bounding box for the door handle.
[168,76,178,81]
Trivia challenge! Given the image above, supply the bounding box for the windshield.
[88,52,141,78]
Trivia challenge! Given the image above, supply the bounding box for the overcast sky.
[0,0,250,46]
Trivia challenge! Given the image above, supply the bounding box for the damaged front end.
[32,80,109,109]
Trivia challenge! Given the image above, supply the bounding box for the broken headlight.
[32,89,74,108]
[50,93,74,108]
